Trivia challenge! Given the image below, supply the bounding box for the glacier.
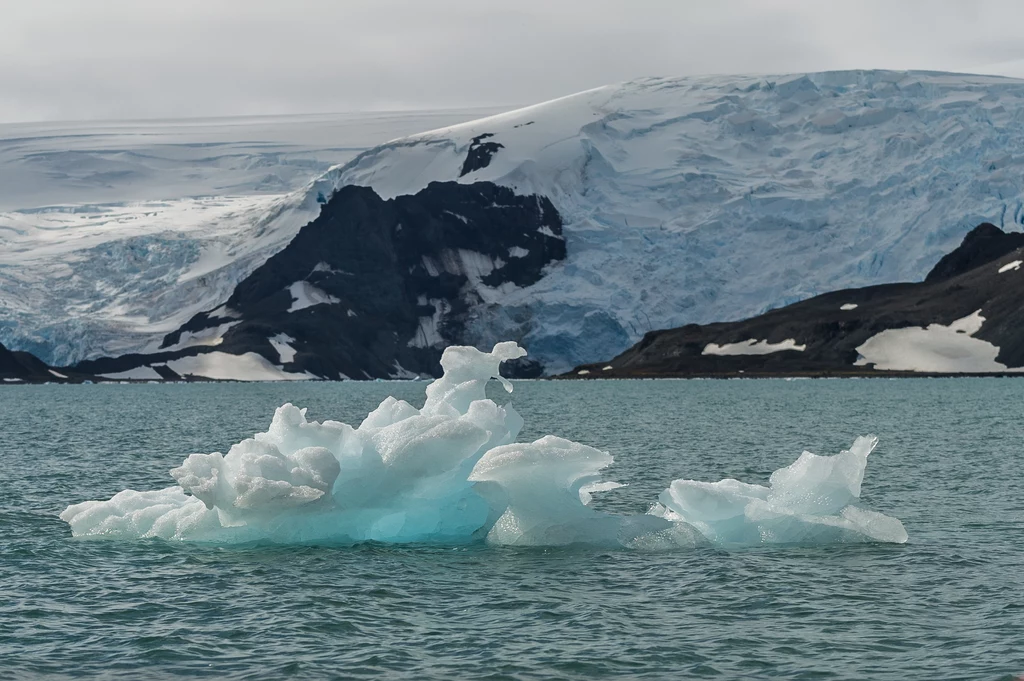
[61,343,907,548]
[9,71,1024,372]
[324,70,1024,372]
[0,109,506,365]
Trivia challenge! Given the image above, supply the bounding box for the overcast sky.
[3,0,1024,123]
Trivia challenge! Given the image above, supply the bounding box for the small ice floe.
[998,260,1022,273]
[703,338,806,356]
[855,309,1023,373]
[653,436,907,545]
[840,303,859,311]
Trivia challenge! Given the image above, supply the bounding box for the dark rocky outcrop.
[568,224,1024,378]
[1,342,94,384]
[77,181,565,380]
[459,134,504,177]
[924,222,1024,282]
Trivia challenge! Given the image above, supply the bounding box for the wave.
[61,342,907,548]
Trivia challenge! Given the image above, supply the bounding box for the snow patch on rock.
[409,299,447,349]
[854,310,1020,373]
[161,322,239,352]
[99,366,165,381]
[165,352,317,381]
[703,338,806,356]
[269,334,297,364]
[287,281,340,313]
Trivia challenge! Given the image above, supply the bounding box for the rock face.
[0,342,87,383]
[74,181,565,380]
[459,134,504,177]
[571,224,1024,377]
[924,223,1024,282]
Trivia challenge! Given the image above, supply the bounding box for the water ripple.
[1,379,1023,679]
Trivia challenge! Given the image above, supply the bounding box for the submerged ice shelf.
[61,344,907,548]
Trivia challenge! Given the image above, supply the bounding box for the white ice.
[998,260,1022,273]
[703,338,806,356]
[840,303,859,311]
[654,436,908,545]
[62,343,906,548]
[854,310,1022,373]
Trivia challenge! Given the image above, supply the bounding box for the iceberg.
[653,436,908,545]
[61,343,907,548]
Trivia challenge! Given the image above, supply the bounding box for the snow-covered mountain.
[10,70,1024,375]
[0,109,506,364]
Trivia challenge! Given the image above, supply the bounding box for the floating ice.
[61,343,906,548]
[653,436,908,545]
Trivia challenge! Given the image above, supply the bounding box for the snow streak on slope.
[328,71,1024,372]
[0,110,507,364]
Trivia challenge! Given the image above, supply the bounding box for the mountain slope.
[73,182,565,380]
[0,341,94,384]
[568,224,1024,377]
[0,109,507,365]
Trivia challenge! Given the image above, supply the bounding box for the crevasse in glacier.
[61,343,907,548]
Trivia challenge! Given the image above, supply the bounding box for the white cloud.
[1,0,1022,122]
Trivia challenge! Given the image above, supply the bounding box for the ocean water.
[2,378,1022,680]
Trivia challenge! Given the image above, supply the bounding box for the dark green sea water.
[1,378,1022,679]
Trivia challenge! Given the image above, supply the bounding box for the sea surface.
[2,378,1022,680]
